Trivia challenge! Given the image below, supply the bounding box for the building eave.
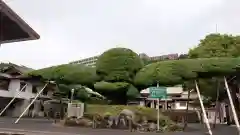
[0,0,40,44]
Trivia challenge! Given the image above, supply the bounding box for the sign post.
[149,85,167,131]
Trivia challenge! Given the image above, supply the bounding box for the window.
[20,82,26,92]
[32,85,37,93]
[42,89,48,95]
[0,80,9,90]
[172,95,181,98]
[179,102,186,107]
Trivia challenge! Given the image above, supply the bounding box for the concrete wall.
[174,102,187,110]
[11,99,30,117]
[0,79,36,99]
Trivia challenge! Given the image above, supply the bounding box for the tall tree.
[189,33,240,58]
[134,58,240,88]
[188,33,240,122]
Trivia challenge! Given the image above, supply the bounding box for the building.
[138,53,149,59]
[69,55,99,67]
[150,53,179,61]
[139,86,198,110]
[0,1,44,117]
[0,0,40,44]
[0,63,54,117]
[69,53,179,67]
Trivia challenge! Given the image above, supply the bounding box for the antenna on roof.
[215,24,218,33]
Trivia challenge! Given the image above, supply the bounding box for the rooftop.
[0,0,40,44]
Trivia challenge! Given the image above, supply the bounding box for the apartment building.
[70,55,99,67]
[69,53,179,67]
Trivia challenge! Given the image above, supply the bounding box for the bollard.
[92,115,96,129]
[128,119,132,132]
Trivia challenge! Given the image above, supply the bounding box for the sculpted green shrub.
[96,48,143,82]
[134,57,240,88]
[27,64,98,87]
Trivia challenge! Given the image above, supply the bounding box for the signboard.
[149,87,167,99]
[67,103,84,118]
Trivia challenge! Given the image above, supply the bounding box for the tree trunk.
[225,105,231,125]
[213,80,220,128]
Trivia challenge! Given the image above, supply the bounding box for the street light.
[70,88,75,103]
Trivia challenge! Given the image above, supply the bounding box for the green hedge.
[27,64,98,87]
[134,57,240,88]
[96,48,144,82]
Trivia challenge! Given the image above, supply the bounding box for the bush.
[94,81,130,104]
[126,85,140,99]
[27,64,98,87]
[134,57,240,88]
[96,48,144,82]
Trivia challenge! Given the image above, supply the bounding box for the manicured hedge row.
[134,57,240,88]
[27,64,98,87]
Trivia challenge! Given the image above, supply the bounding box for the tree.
[189,33,240,58]
[126,85,140,100]
[96,47,144,82]
[134,57,240,89]
[188,33,240,123]
[94,81,130,104]
[178,54,188,59]
[75,87,90,103]
[27,64,98,88]
[95,47,143,104]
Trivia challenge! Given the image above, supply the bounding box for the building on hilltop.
[69,53,179,67]
[69,55,99,67]
[150,53,179,61]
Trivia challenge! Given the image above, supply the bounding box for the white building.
[69,53,179,67]
[69,55,99,67]
[0,63,54,117]
[140,86,198,110]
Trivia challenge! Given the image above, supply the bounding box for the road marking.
[0,128,84,135]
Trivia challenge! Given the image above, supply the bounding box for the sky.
[1,0,240,69]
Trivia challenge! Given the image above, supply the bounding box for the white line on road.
[0,128,84,135]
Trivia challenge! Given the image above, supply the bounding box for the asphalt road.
[0,117,238,135]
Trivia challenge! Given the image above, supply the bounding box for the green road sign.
[149,87,167,99]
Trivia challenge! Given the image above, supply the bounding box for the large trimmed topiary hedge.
[96,47,144,82]
[134,57,240,88]
[27,64,98,87]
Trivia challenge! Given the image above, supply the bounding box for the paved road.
[0,117,238,135]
